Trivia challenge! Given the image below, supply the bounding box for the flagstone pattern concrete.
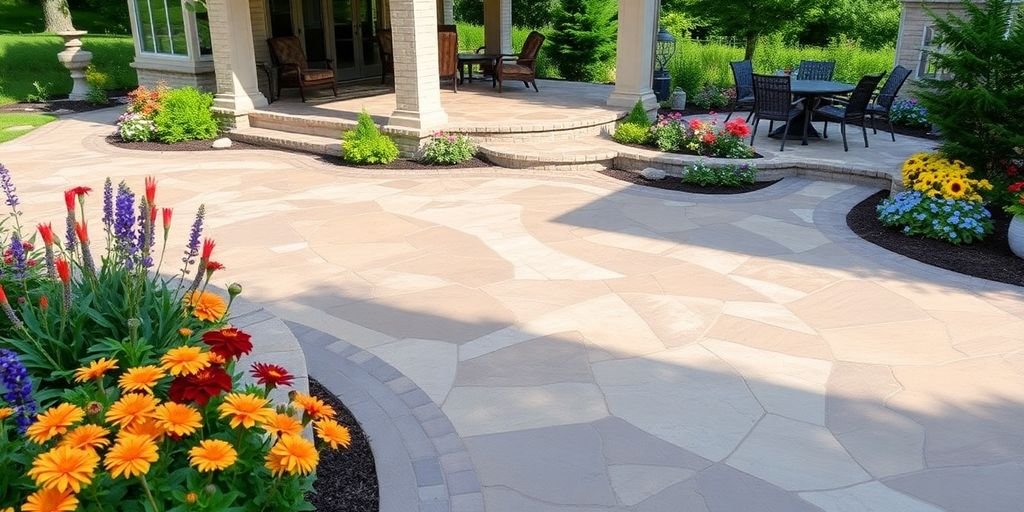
[3,110,1024,512]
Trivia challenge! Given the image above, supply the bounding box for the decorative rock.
[640,167,667,180]
[212,137,233,149]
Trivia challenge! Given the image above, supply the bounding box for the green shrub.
[612,123,651,145]
[683,161,758,187]
[421,132,476,165]
[624,100,652,126]
[84,64,110,105]
[342,111,400,164]
[152,87,218,143]
[548,0,617,82]
[691,84,730,109]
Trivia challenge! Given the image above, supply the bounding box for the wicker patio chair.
[726,60,755,122]
[796,60,836,81]
[377,29,394,84]
[438,30,459,92]
[267,36,337,102]
[750,74,806,152]
[495,31,545,93]
[813,72,886,151]
[866,65,912,141]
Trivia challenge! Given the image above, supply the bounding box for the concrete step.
[230,126,340,157]
[478,137,619,170]
[248,110,354,140]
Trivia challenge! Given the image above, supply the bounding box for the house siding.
[896,1,976,83]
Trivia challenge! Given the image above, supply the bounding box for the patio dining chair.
[866,65,912,141]
[496,31,545,93]
[377,29,394,84]
[438,30,459,93]
[726,60,755,122]
[813,72,886,151]
[750,74,806,152]
[267,36,337,102]
[796,60,836,81]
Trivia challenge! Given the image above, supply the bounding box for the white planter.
[1009,215,1024,259]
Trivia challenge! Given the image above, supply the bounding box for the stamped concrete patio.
[3,110,1024,512]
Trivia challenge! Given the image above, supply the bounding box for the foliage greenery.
[341,111,400,165]
[678,0,817,59]
[624,100,652,127]
[547,0,617,82]
[612,123,650,145]
[889,98,930,129]
[152,87,219,144]
[682,161,758,187]
[0,113,55,144]
[916,0,1024,186]
[421,132,476,165]
[646,112,755,158]
[84,64,110,105]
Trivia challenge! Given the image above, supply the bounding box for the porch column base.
[607,90,658,110]
[214,90,268,115]
[388,108,449,132]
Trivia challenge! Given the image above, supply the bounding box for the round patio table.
[769,79,855,144]
[458,53,500,88]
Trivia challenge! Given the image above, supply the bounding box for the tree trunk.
[744,33,758,61]
[42,0,75,33]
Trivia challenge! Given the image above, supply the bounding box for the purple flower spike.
[0,163,18,209]
[0,349,36,434]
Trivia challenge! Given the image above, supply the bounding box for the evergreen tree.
[917,0,1024,182]
[547,0,617,82]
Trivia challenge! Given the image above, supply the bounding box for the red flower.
[689,119,704,131]
[0,285,8,305]
[168,364,232,406]
[38,224,54,247]
[39,296,49,311]
[21,241,33,251]
[149,205,157,224]
[63,190,75,213]
[1008,181,1024,193]
[250,362,295,388]
[145,176,157,205]
[202,327,253,360]
[725,118,752,138]
[162,208,172,231]
[205,261,225,272]
[74,222,89,243]
[702,132,717,144]
[201,238,215,262]
[55,258,71,284]
[70,186,92,197]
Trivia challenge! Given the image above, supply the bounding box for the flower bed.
[613,106,760,159]
[0,165,363,511]
[110,85,224,148]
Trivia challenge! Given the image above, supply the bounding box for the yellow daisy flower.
[105,393,159,429]
[120,419,167,443]
[73,358,119,383]
[185,291,227,322]
[154,402,202,437]
[26,404,85,444]
[20,488,78,512]
[188,439,238,472]
[160,346,211,377]
[27,445,99,493]
[265,434,318,476]
[0,407,14,421]
[118,365,166,394]
[217,393,275,429]
[314,419,352,450]
[261,412,304,437]
[104,434,159,479]
[59,424,111,453]
[291,392,336,421]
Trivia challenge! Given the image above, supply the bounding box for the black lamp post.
[653,27,676,102]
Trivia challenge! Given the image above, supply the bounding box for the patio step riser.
[230,130,340,157]
[249,113,349,140]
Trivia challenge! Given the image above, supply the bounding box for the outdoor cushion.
[866,103,887,114]
[301,69,335,82]
[499,63,533,77]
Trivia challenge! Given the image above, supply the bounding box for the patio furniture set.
[265,28,547,102]
[728,60,913,152]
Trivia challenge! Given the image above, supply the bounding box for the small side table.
[457,53,499,88]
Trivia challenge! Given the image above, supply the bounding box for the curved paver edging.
[230,294,312,402]
[283,321,484,512]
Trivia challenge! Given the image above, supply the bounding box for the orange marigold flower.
[188,439,238,472]
[120,419,166,443]
[314,419,352,450]
[154,402,202,437]
[261,412,303,437]
[207,352,227,365]
[292,392,336,421]
[27,404,85,444]
[160,346,211,377]
[217,393,275,429]
[179,327,193,337]
[0,407,13,420]
[185,492,198,504]
[73,358,119,383]
[265,434,318,476]
[59,424,111,452]
[27,445,99,493]
[185,291,227,323]
[118,365,166,394]
[105,393,159,429]
[21,488,78,512]
[104,434,159,479]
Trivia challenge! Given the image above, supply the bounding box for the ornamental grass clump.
[878,153,995,244]
[342,110,400,165]
[421,131,476,165]
[0,164,353,511]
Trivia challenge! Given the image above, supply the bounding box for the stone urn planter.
[56,30,93,101]
[1009,215,1024,259]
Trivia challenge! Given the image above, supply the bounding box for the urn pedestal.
[56,31,93,101]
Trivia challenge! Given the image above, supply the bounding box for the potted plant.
[1006,180,1024,258]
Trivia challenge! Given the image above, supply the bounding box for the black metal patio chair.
[796,60,836,81]
[866,65,912,141]
[812,72,886,151]
[750,74,806,152]
[726,60,755,122]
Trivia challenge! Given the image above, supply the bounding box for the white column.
[484,0,513,54]
[443,0,455,24]
[208,0,267,114]
[607,0,658,109]
[388,0,449,131]
[500,0,512,54]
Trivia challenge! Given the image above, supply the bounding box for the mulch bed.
[600,168,781,195]
[105,134,260,151]
[0,92,129,115]
[319,154,493,170]
[309,378,379,512]
[848,190,1024,287]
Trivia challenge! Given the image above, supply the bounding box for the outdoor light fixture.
[653,27,677,101]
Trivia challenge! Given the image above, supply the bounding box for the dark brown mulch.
[0,91,130,114]
[105,134,260,151]
[309,378,379,512]
[847,190,1024,287]
[600,168,781,195]
[318,154,492,170]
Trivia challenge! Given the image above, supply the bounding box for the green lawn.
[0,0,130,34]
[0,112,56,143]
[0,33,137,105]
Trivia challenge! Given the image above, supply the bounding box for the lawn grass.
[0,0,130,35]
[0,33,137,105]
[0,112,56,143]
